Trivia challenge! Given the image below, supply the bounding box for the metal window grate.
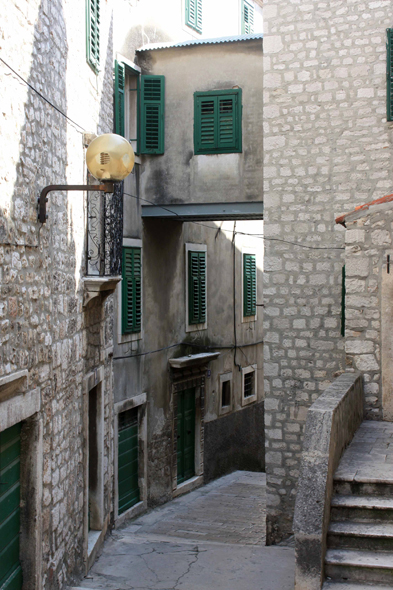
[244,371,254,398]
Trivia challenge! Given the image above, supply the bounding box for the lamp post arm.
[37,183,115,223]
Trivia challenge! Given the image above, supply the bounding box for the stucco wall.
[263,0,393,543]
[0,0,114,587]
[136,39,263,205]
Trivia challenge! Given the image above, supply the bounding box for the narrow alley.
[71,472,294,590]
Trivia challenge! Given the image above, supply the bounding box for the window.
[194,90,242,155]
[185,0,202,34]
[86,0,100,72]
[114,59,165,155]
[219,373,232,415]
[185,244,207,332]
[243,252,256,318]
[241,365,257,406]
[122,247,142,334]
[188,251,206,325]
[387,29,393,122]
[241,0,254,35]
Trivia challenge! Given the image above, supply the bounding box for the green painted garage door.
[177,388,195,485]
[0,423,22,590]
[118,408,139,514]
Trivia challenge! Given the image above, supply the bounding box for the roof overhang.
[141,202,263,221]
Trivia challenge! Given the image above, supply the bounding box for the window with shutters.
[387,29,393,122]
[185,0,202,34]
[86,0,100,72]
[241,365,257,406]
[243,252,257,319]
[122,247,142,334]
[185,244,207,332]
[241,0,254,35]
[194,89,242,155]
[114,60,165,155]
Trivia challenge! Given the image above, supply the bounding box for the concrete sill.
[169,352,220,370]
[83,276,121,306]
[173,475,203,498]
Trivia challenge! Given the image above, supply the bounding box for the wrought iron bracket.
[37,183,115,224]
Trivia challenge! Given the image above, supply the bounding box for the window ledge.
[83,276,122,306]
[169,352,219,370]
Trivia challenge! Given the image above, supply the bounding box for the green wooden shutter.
[177,389,196,484]
[140,76,165,155]
[188,251,206,325]
[118,408,139,514]
[122,247,142,334]
[341,265,346,337]
[0,423,23,590]
[243,253,256,317]
[242,0,254,35]
[114,61,125,137]
[185,0,202,34]
[387,29,393,122]
[86,0,100,71]
[194,90,242,155]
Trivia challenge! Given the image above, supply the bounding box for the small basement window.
[222,380,231,407]
[219,372,232,415]
[241,365,257,406]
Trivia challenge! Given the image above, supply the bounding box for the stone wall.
[0,0,114,587]
[263,0,393,543]
[341,198,393,421]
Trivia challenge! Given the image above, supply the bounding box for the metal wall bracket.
[37,183,115,223]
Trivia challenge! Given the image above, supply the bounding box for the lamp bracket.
[37,183,115,224]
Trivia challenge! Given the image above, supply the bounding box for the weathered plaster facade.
[1,0,115,586]
[263,0,393,543]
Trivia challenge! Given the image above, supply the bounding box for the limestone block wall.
[343,199,393,421]
[263,0,393,543]
[1,0,114,587]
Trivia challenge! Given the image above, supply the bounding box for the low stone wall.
[293,371,363,590]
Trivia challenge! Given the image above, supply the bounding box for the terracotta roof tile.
[335,194,393,226]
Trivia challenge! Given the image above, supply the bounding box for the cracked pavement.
[71,472,295,590]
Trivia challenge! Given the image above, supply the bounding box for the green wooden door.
[0,423,23,590]
[177,389,196,484]
[118,408,139,514]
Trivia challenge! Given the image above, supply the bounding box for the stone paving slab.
[335,422,393,482]
[73,471,295,590]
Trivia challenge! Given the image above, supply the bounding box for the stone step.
[331,495,393,523]
[325,548,393,585]
[323,582,393,590]
[328,521,393,551]
[334,480,393,498]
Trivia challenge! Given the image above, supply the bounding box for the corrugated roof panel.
[137,33,263,52]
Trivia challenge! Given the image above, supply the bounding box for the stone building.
[263,0,393,543]
[111,26,265,520]
[0,0,264,589]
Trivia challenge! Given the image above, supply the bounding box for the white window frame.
[219,372,233,416]
[116,54,142,164]
[185,243,207,333]
[242,246,257,323]
[117,238,143,345]
[241,364,257,406]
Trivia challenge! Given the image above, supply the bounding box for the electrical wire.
[123,191,345,251]
[113,339,264,361]
[0,58,86,134]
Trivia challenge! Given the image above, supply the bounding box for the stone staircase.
[322,421,393,589]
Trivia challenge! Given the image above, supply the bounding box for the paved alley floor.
[73,471,295,590]
[335,420,393,482]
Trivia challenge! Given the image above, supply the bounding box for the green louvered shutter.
[188,251,206,325]
[242,0,254,35]
[387,29,393,122]
[217,95,238,152]
[194,90,242,155]
[140,76,165,154]
[243,254,256,317]
[0,423,23,590]
[118,408,139,514]
[114,61,125,137]
[341,265,346,337]
[86,0,100,71]
[185,0,202,34]
[122,247,142,334]
[195,95,216,153]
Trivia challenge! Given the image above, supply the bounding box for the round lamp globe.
[86,133,135,181]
